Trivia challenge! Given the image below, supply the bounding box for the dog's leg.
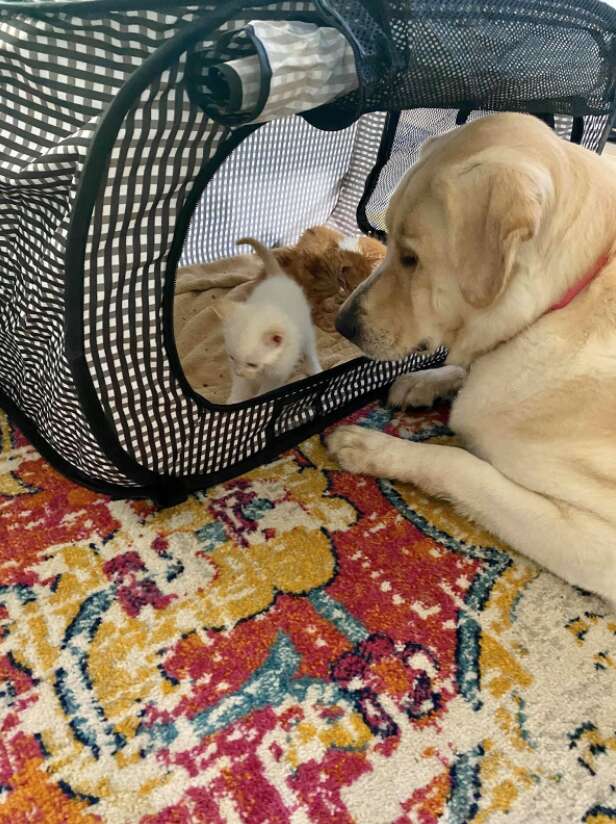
[327,426,616,605]
[388,365,466,408]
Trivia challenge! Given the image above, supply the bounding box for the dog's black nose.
[335,302,360,342]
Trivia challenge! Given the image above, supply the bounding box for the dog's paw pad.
[327,425,384,475]
[327,424,365,456]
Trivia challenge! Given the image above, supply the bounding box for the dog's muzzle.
[335,299,360,343]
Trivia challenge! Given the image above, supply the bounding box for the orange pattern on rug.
[0,404,615,823]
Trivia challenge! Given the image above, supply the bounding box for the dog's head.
[336,114,556,362]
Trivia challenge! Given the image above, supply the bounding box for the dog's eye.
[246,362,257,368]
[400,253,417,268]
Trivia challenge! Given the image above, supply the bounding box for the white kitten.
[218,238,321,404]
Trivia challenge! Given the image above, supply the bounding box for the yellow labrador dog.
[328,113,616,607]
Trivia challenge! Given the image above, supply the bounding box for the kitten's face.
[227,352,263,379]
[227,336,284,378]
[221,302,286,378]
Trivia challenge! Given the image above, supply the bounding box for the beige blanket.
[173,254,361,405]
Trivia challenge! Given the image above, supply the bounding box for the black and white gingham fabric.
[0,0,330,492]
[0,6,142,487]
[329,112,388,236]
[0,0,614,498]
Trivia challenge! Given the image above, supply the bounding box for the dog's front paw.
[388,374,437,408]
[388,366,465,409]
[327,425,394,476]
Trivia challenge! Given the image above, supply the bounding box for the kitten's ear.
[338,262,352,292]
[358,235,386,265]
[263,327,285,347]
[212,298,237,321]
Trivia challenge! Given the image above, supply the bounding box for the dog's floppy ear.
[442,150,552,308]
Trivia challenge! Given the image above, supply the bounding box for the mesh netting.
[361,109,613,235]
[308,0,616,128]
[180,116,360,266]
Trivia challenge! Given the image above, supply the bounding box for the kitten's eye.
[246,362,257,368]
[400,253,417,268]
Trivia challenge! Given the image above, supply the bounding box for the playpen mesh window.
[179,114,384,266]
[358,109,614,237]
[0,0,613,501]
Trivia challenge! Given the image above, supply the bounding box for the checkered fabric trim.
[84,3,344,482]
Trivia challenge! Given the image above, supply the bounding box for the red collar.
[548,253,610,313]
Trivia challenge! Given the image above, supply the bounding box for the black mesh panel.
[310,0,616,126]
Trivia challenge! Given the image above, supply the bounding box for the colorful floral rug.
[0,402,615,824]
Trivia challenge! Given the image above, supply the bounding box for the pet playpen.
[0,0,614,502]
